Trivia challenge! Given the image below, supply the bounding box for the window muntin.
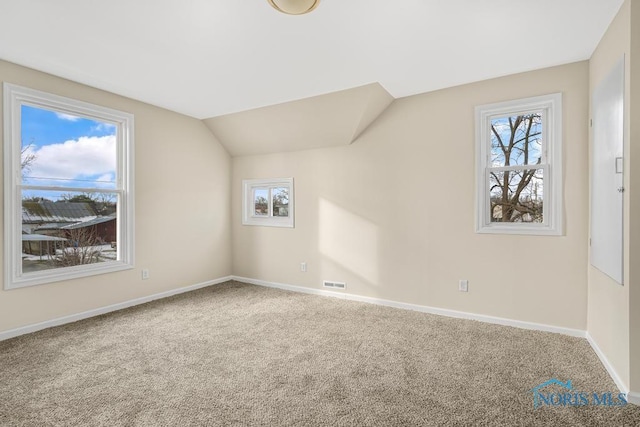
[242,178,294,227]
[475,94,562,235]
[4,83,134,289]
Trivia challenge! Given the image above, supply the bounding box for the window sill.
[5,261,134,290]
[476,224,563,236]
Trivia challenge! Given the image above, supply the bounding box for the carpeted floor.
[0,280,639,426]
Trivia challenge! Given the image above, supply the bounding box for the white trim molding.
[585,332,640,406]
[233,276,585,337]
[585,332,629,397]
[236,276,640,404]
[0,276,232,342]
[3,274,636,407]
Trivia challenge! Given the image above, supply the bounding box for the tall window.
[242,178,294,227]
[3,83,134,289]
[475,93,562,235]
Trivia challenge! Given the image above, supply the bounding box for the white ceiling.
[0,0,624,120]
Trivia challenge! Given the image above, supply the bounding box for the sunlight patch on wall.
[318,198,379,285]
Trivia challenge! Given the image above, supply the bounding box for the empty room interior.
[1,0,640,425]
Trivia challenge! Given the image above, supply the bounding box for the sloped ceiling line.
[349,84,395,144]
[203,83,395,157]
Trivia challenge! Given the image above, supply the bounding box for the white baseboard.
[0,275,233,342]
[585,332,629,396]
[3,274,637,406]
[236,276,640,404]
[232,276,586,337]
[585,332,640,405]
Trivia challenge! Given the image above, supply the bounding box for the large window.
[3,83,134,289]
[475,93,562,235]
[242,178,294,227]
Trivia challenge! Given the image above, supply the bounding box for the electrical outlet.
[301,262,307,272]
[459,280,468,292]
[142,269,150,280]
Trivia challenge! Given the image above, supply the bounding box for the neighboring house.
[21,201,115,254]
[21,234,68,258]
[22,201,97,234]
[273,202,289,217]
[60,215,117,244]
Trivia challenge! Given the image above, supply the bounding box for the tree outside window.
[475,93,562,235]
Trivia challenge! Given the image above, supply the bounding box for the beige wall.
[0,4,635,399]
[0,60,232,333]
[587,0,632,391]
[232,62,589,330]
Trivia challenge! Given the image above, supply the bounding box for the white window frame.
[475,93,563,235]
[242,178,294,228]
[3,83,135,289]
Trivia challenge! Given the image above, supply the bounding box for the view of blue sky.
[490,114,542,168]
[21,105,117,192]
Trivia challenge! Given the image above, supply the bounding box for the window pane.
[21,105,117,189]
[242,178,294,228]
[254,188,269,216]
[490,113,542,167]
[272,187,289,217]
[489,168,543,223]
[21,189,118,274]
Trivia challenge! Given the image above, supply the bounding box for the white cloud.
[95,173,114,183]
[27,136,116,184]
[92,122,116,133]
[94,173,116,188]
[55,112,81,121]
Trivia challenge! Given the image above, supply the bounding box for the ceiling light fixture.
[268,0,320,15]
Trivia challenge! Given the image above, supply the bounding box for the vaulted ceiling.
[203,83,393,156]
[0,0,624,154]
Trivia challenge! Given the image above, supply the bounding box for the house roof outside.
[33,223,80,231]
[22,201,97,224]
[61,215,116,230]
[22,234,68,242]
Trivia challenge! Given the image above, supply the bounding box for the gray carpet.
[0,280,639,426]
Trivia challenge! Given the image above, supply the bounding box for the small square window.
[242,178,294,227]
